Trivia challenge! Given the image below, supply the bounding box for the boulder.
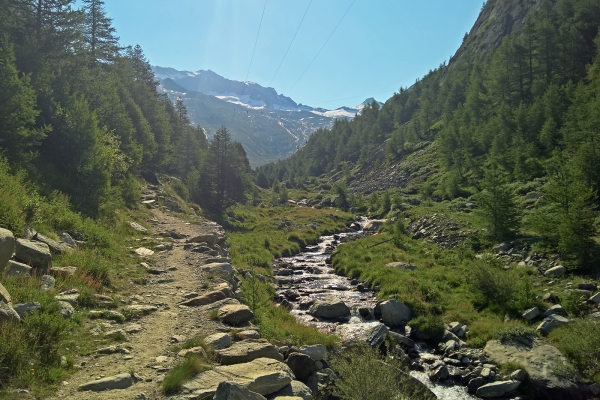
[308,297,350,319]
[267,380,312,400]
[216,340,283,365]
[0,301,20,325]
[493,243,510,253]
[213,381,267,400]
[522,306,540,321]
[181,290,226,306]
[286,353,316,381]
[429,365,449,381]
[363,220,386,232]
[55,301,74,319]
[40,275,55,292]
[13,302,41,318]
[544,265,566,277]
[134,247,154,257]
[467,377,486,394]
[543,304,566,318]
[389,331,416,348]
[15,239,51,274]
[188,233,219,245]
[0,282,11,303]
[202,262,236,283]
[385,262,417,270]
[78,373,133,391]
[536,314,569,335]
[590,292,600,304]
[236,330,260,340]
[182,358,294,398]
[4,260,32,277]
[218,304,254,325]
[124,304,158,314]
[297,344,327,362]
[178,346,208,358]
[511,369,528,381]
[205,332,232,349]
[0,228,15,274]
[129,222,148,233]
[34,233,71,255]
[336,321,389,349]
[379,299,411,327]
[484,338,581,399]
[476,380,520,398]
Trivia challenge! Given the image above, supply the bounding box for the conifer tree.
[82,0,118,64]
[476,168,520,240]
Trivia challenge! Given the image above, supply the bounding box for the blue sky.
[103,0,483,109]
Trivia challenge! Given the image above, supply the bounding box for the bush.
[493,323,538,344]
[549,319,600,384]
[328,344,435,400]
[467,256,517,310]
[408,314,445,342]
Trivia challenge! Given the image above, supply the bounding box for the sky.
[102,0,483,109]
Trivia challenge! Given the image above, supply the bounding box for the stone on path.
[181,290,226,307]
[4,260,32,277]
[0,228,15,274]
[476,380,520,398]
[124,304,158,314]
[188,233,219,245]
[308,297,350,319]
[15,239,51,274]
[379,299,411,327]
[236,330,260,340]
[78,373,133,391]
[205,332,232,349]
[214,381,266,400]
[182,357,294,398]
[218,304,254,325]
[216,340,283,365]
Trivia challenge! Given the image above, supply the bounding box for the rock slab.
[0,228,15,273]
[78,373,133,391]
[308,297,350,319]
[476,380,520,398]
[218,304,254,325]
[15,239,51,273]
[213,381,267,400]
[216,340,283,365]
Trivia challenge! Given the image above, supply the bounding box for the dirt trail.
[49,208,228,400]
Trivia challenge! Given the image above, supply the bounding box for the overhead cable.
[246,0,268,81]
[268,0,313,86]
[290,0,356,90]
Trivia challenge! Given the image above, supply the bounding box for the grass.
[493,323,538,343]
[162,355,211,394]
[549,319,600,384]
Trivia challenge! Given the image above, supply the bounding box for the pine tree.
[82,0,118,65]
[476,168,520,240]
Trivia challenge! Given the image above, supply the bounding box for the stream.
[273,217,478,400]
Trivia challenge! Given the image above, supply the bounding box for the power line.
[290,0,356,90]
[246,0,268,81]
[268,0,313,86]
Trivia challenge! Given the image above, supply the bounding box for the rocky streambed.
[271,218,494,400]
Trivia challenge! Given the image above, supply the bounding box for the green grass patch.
[549,319,600,384]
[493,323,538,343]
[162,355,211,394]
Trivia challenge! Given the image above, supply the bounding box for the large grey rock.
[34,232,71,255]
[4,260,32,277]
[0,301,20,325]
[13,302,41,318]
[536,314,569,335]
[183,358,294,398]
[202,263,236,286]
[216,340,283,365]
[363,220,386,232]
[476,380,520,398]
[40,275,55,292]
[543,304,566,318]
[590,292,600,304]
[182,290,226,307]
[188,233,219,245]
[286,353,316,381]
[205,332,232,349]
[267,380,312,400]
[308,297,350,319]
[55,301,74,319]
[297,344,327,361]
[336,321,389,348]
[544,265,566,277]
[389,331,416,348]
[379,299,411,327]
[0,228,15,274]
[522,306,540,320]
[213,381,266,400]
[485,338,581,399]
[0,282,11,304]
[218,304,254,325]
[15,239,51,274]
[78,373,133,391]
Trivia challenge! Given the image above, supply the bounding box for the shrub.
[549,319,600,384]
[328,344,435,400]
[408,314,445,342]
[467,256,517,310]
[493,323,538,344]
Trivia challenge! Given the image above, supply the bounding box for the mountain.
[152,66,378,166]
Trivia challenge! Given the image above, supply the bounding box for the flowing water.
[273,218,478,400]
